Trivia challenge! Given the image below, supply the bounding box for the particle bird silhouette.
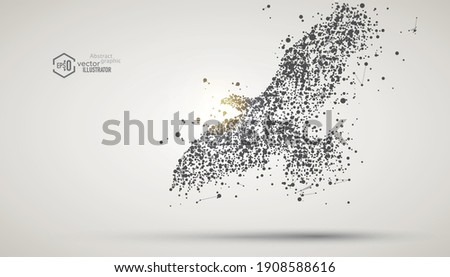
[171,3,382,203]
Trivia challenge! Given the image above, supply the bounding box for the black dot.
[175,132,180,137]
[395,51,399,55]
[360,3,365,8]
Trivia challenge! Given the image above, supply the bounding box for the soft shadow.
[121,230,401,242]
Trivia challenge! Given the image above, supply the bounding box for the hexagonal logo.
[53,53,76,78]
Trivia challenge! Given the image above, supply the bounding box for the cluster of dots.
[170,3,399,204]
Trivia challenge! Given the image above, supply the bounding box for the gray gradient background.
[0,0,449,256]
